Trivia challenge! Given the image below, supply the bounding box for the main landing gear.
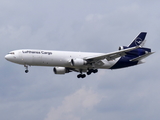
[77,69,98,78]
[87,69,98,75]
[24,65,29,73]
[77,74,86,78]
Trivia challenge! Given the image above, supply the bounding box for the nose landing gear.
[24,65,29,73]
[25,70,29,73]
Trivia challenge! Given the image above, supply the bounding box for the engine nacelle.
[119,46,124,50]
[71,58,87,66]
[53,67,68,74]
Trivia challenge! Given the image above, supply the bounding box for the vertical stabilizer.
[128,32,147,47]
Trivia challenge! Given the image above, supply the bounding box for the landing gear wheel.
[82,74,86,78]
[87,71,91,75]
[93,69,98,73]
[77,74,86,78]
[25,70,29,73]
[87,69,98,75]
[77,74,81,78]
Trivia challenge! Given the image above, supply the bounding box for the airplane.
[5,32,154,78]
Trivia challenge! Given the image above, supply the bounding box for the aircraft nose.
[5,54,13,61]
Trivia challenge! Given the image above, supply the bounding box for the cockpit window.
[9,52,15,54]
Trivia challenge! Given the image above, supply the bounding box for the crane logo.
[135,37,142,46]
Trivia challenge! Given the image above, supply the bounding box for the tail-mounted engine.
[71,58,87,66]
[119,46,128,50]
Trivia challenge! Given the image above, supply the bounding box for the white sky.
[0,0,159,120]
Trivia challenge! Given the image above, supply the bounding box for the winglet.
[128,32,147,47]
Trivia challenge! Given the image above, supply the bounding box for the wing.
[84,46,140,63]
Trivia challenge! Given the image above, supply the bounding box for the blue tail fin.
[128,32,147,47]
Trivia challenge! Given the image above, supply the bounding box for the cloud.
[45,86,102,120]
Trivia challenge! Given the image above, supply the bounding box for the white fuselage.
[5,49,118,69]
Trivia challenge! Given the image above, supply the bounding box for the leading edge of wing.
[84,46,140,62]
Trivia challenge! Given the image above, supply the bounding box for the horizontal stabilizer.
[130,52,154,62]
